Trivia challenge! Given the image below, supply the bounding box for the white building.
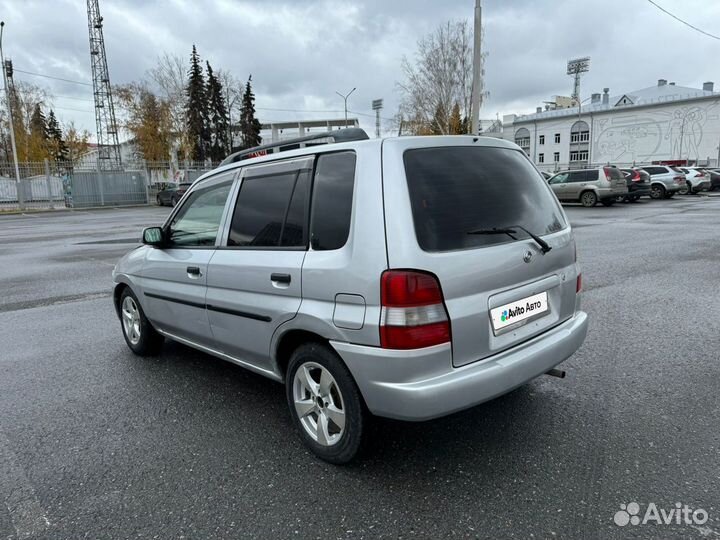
[258,118,360,144]
[501,79,720,172]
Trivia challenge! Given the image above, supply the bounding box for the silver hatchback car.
[113,131,589,463]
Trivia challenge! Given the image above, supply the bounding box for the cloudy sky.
[1,0,719,141]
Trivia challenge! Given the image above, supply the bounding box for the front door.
[549,172,570,200]
[141,174,235,346]
[206,157,313,370]
[565,170,589,200]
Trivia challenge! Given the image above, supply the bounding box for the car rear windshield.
[403,146,567,252]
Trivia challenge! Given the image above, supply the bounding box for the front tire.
[156,195,163,206]
[580,191,597,207]
[286,343,366,464]
[171,195,178,207]
[678,181,691,195]
[119,287,164,356]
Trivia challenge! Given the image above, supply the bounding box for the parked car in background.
[678,168,711,194]
[540,171,553,180]
[112,131,588,463]
[704,169,720,191]
[547,166,627,207]
[619,168,651,202]
[156,182,193,206]
[638,166,684,199]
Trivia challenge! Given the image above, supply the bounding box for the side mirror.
[142,227,165,246]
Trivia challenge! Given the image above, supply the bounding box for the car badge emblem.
[523,250,533,263]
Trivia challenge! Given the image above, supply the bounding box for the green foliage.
[205,62,230,161]
[185,45,209,161]
[238,75,262,150]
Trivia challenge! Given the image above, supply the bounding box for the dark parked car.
[703,169,720,191]
[619,168,651,202]
[156,183,192,206]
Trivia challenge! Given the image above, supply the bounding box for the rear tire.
[650,184,665,200]
[286,343,366,464]
[119,287,164,356]
[156,195,162,206]
[678,181,690,196]
[171,195,178,207]
[580,191,597,207]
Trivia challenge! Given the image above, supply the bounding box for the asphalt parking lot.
[1,197,719,539]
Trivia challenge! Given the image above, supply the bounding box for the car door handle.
[271,273,291,284]
[187,266,202,277]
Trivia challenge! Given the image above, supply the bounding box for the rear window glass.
[586,170,599,181]
[403,146,566,252]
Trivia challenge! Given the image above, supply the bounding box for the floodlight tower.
[87,0,121,169]
[371,99,383,138]
[567,57,590,106]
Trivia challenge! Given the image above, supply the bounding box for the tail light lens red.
[631,171,642,182]
[380,270,451,349]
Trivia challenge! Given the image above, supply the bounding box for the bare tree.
[147,52,188,160]
[397,20,487,135]
[216,69,243,151]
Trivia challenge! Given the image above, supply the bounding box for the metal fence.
[0,160,217,211]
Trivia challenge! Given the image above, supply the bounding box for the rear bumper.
[628,185,651,197]
[332,311,589,421]
[691,180,711,192]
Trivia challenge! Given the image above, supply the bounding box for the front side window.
[567,171,586,182]
[403,146,566,252]
[228,166,311,248]
[167,180,233,247]
[310,152,357,250]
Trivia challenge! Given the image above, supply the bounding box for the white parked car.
[678,168,711,194]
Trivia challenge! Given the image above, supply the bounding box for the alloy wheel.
[292,362,346,447]
[121,296,141,345]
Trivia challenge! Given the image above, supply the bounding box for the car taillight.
[380,270,451,349]
[674,175,684,183]
[576,273,582,293]
[697,171,705,177]
[631,171,642,182]
[603,166,613,179]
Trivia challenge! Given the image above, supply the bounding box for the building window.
[539,135,545,145]
[554,133,560,144]
[553,152,560,163]
[514,128,531,156]
[569,150,589,162]
[570,131,590,143]
[538,153,544,163]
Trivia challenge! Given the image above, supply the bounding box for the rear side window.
[310,152,356,250]
[404,146,566,252]
[228,168,310,247]
[567,171,586,183]
[586,170,599,181]
[643,167,664,175]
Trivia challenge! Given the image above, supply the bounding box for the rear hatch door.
[382,138,578,367]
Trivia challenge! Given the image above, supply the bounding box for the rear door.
[382,138,578,367]
[205,157,312,370]
[565,170,588,199]
[142,173,235,346]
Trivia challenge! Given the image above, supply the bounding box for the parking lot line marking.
[0,431,51,539]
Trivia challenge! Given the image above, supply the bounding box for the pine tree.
[448,102,462,135]
[185,45,209,161]
[46,110,68,161]
[239,75,262,150]
[28,104,49,160]
[205,62,229,162]
[429,103,446,135]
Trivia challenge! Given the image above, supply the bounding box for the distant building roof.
[513,82,718,124]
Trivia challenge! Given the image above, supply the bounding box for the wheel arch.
[274,328,330,382]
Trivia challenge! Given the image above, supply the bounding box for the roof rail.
[220,128,369,167]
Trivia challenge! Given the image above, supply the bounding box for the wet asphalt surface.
[0,197,719,539]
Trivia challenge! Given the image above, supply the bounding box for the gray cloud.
[1,0,717,139]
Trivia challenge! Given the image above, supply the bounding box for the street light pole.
[0,21,23,210]
[335,87,356,128]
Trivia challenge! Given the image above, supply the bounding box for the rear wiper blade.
[466,227,518,240]
[467,225,552,254]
